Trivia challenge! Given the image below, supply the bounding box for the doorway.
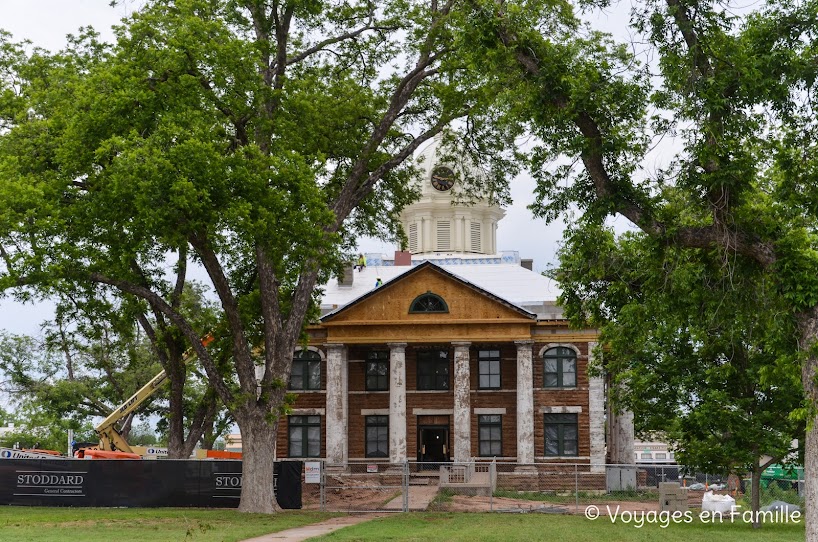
[418,425,449,467]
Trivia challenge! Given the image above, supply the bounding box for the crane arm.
[94,335,213,453]
[95,369,169,453]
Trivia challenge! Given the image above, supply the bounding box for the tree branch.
[187,232,254,391]
[87,271,235,407]
[666,0,713,80]
[492,13,779,269]
[254,244,283,391]
[171,244,187,309]
[281,24,396,67]
[136,312,170,367]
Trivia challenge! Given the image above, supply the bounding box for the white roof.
[320,258,562,316]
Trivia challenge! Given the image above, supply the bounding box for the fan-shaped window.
[409,292,449,313]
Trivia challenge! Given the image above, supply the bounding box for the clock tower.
[399,136,505,255]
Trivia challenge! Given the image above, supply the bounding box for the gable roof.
[320,261,537,322]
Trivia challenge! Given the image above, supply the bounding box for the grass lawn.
[313,513,805,542]
[0,507,338,542]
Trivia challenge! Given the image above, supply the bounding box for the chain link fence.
[306,461,804,514]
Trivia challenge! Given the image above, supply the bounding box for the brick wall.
[278,338,594,462]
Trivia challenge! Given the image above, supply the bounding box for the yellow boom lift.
[94,335,214,453]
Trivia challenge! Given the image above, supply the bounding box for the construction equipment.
[74,448,141,460]
[93,335,214,454]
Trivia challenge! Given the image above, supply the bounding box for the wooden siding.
[325,266,529,321]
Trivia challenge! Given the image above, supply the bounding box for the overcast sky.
[0,1,642,337]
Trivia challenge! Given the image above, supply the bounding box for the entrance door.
[418,425,449,467]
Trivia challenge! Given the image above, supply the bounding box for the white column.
[453,214,462,252]
[422,216,433,253]
[452,341,471,462]
[588,341,606,473]
[325,343,348,466]
[515,340,535,465]
[388,342,407,464]
[608,408,635,465]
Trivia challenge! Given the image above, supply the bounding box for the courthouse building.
[276,139,604,468]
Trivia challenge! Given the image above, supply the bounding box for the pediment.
[321,262,535,325]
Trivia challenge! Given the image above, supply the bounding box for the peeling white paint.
[325,343,348,466]
[515,340,535,464]
[473,408,507,415]
[412,408,453,415]
[453,342,471,462]
[539,406,582,414]
[588,342,606,473]
[609,410,635,464]
[388,343,407,463]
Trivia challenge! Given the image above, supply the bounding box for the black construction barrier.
[0,459,302,509]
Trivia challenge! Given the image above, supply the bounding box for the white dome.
[399,134,505,255]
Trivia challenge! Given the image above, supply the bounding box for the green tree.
[42,283,227,458]
[0,402,96,453]
[127,420,160,446]
[0,0,501,512]
[0,291,227,458]
[558,226,803,519]
[463,0,818,534]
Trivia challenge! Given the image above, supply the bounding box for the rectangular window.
[289,352,321,390]
[543,348,577,388]
[365,415,389,458]
[544,414,578,456]
[478,415,502,457]
[366,351,389,391]
[478,350,501,389]
[409,223,418,253]
[288,415,321,458]
[655,452,667,460]
[641,452,653,460]
[417,350,449,390]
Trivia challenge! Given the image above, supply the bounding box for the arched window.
[409,292,449,313]
[543,347,577,388]
[290,349,321,390]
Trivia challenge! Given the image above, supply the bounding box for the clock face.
[431,166,455,191]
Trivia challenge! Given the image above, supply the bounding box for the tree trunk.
[803,357,818,541]
[181,391,220,457]
[797,308,818,542]
[166,358,186,458]
[236,410,278,514]
[751,467,762,529]
[201,424,218,450]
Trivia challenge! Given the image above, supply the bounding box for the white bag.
[701,490,736,514]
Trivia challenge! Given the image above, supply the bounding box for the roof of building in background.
[320,252,563,320]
